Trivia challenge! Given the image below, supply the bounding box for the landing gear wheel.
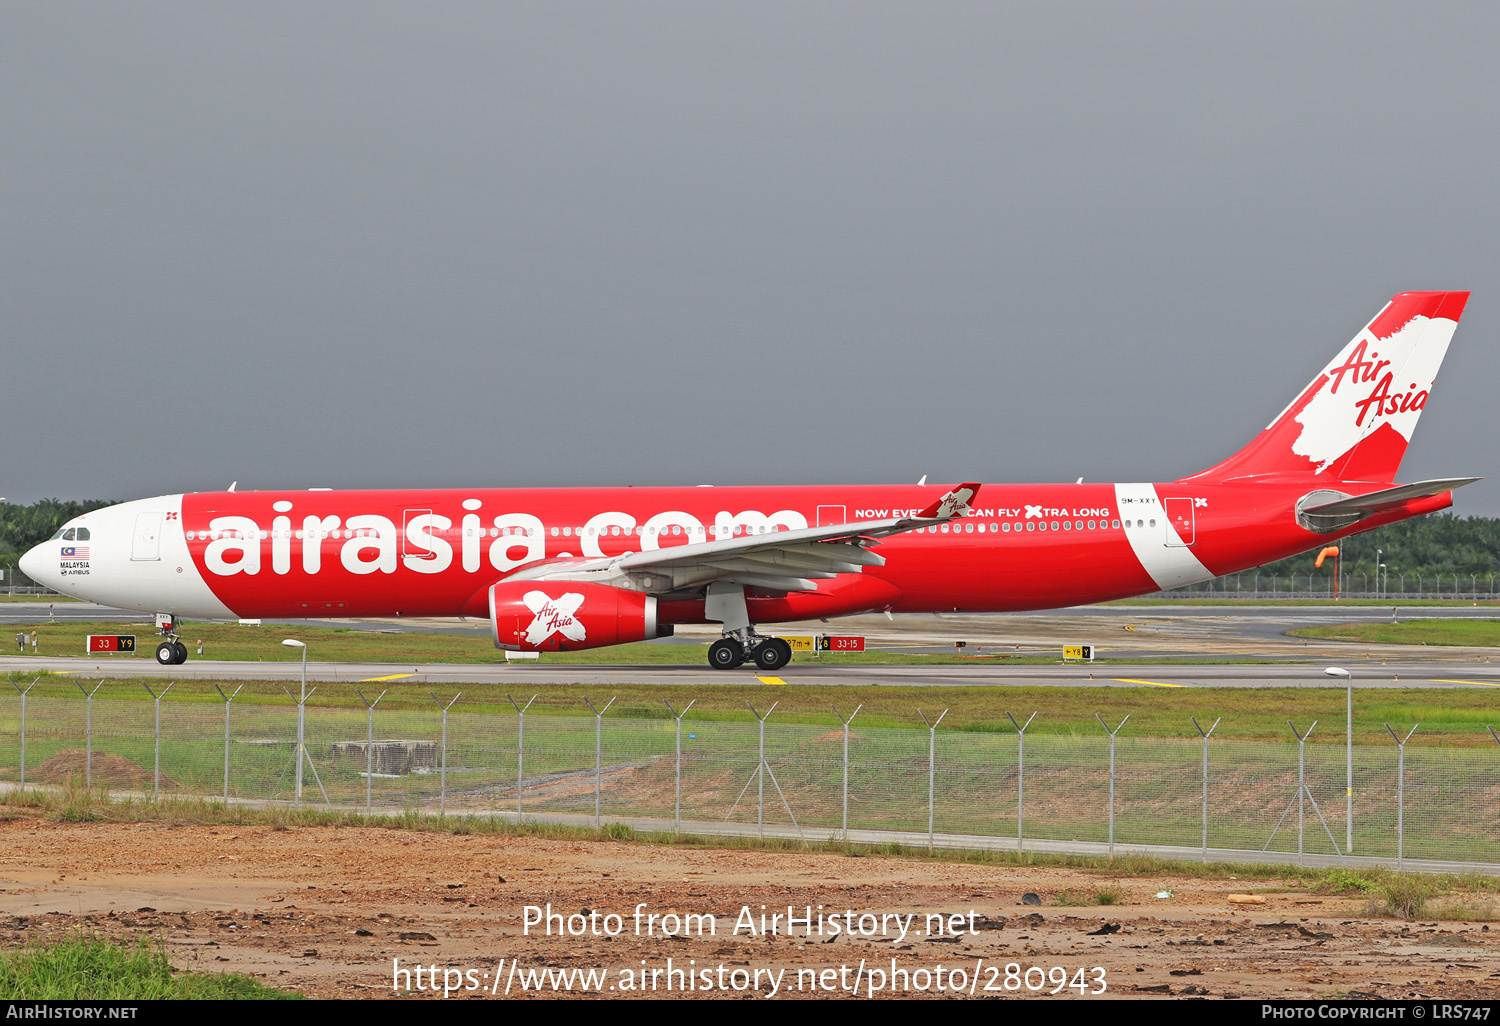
[155,641,178,666]
[752,638,792,672]
[708,638,745,670]
[172,641,188,664]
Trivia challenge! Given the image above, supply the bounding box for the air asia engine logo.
[523,591,586,645]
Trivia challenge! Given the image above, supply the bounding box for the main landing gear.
[707,634,792,672]
[153,614,188,665]
[703,582,792,672]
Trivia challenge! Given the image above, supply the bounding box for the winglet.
[918,482,981,520]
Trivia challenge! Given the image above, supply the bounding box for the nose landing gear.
[154,640,188,665]
[153,614,188,665]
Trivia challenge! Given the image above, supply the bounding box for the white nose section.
[18,543,52,589]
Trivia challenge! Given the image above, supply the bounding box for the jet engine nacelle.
[488,580,664,652]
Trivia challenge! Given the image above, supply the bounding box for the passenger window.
[1062,521,1071,531]
[1112,519,1121,529]
[1075,521,1082,530]
[1051,521,1059,530]
[965,523,973,533]
[1002,523,1010,533]
[1026,522,1035,532]
[1149,519,1156,528]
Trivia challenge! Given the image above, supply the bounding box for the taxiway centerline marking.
[1112,677,1187,688]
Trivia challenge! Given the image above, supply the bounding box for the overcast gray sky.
[4,2,1497,512]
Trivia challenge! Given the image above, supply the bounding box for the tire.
[172,641,188,664]
[753,638,791,672]
[708,638,744,670]
[155,641,177,665]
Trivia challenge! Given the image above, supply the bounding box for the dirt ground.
[1,815,1497,1000]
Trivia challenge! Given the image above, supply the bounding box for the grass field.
[1292,619,1500,647]
[0,934,300,999]
[5,668,1497,742]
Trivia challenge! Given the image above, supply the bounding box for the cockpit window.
[61,528,76,541]
[50,528,67,540]
[75,527,90,541]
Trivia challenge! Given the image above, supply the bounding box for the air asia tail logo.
[1293,313,1454,473]
[1325,339,1429,427]
[523,590,586,645]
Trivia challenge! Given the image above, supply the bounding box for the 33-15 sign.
[87,635,136,654]
[817,635,865,652]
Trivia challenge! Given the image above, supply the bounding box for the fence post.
[10,678,38,786]
[354,689,386,816]
[508,695,536,818]
[212,684,243,801]
[584,697,616,827]
[278,684,331,807]
[918,709,949,849]
[1191,716,1221,860]
[752,702,773,833]
[1096,714,1130,854]
[831,704,861,838]
[430,693,462,817]
[141,682,173,798]
[73,680,105,790]
[1264,721,1343,865]
[1005,712,1037,852]
[1293,721,1309,860]
[664,700,695,832]
[1386,724,1418,868]
[727,702,798,837]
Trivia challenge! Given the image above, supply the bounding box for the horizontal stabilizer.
[1302,477,1481,516]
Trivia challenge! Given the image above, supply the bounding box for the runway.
[1,601,1496,688]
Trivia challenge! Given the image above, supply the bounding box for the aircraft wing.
[1301,477,1481,516]
[504,482,980,594]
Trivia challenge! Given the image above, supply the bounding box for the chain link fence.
[4,679,1499,869]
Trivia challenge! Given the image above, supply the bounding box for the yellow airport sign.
[783,636,816,652]
[1063,644,1095,661]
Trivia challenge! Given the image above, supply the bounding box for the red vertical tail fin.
[1182,291,1468,486]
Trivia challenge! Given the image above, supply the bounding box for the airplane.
[19,290,1478,672]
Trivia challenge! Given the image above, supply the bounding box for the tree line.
[0,499,116,573]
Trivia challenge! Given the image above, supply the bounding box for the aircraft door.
[131,512,162,561]
[403,509,435,560]
[1163,497,1195,546]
